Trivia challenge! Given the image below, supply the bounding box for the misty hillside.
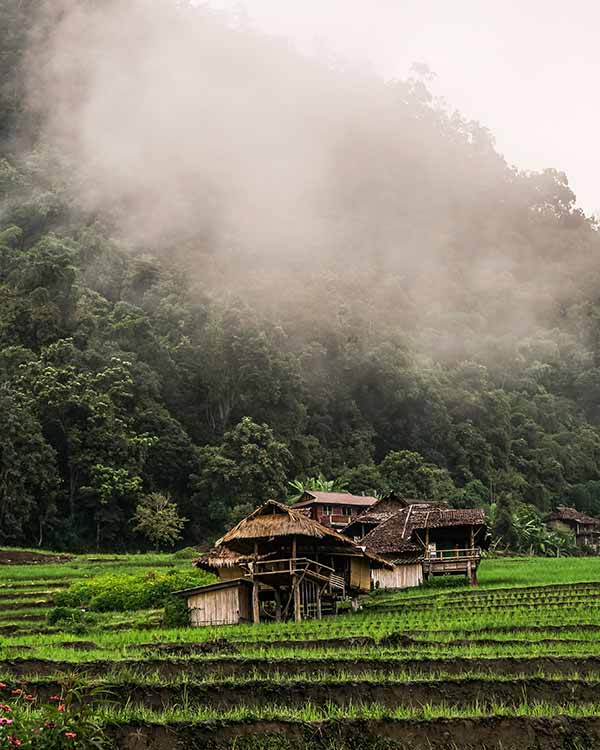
[2,0,600,551]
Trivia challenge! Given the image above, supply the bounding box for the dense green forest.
[2,0,600,551]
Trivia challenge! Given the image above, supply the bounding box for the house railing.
[422,547,481,562]
[318,513,353,526]
[250,557,345,593]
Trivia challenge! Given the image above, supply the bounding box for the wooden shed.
[174,578,253,626]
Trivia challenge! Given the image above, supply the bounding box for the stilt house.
[179,500,392,626]
[361,506,489,588]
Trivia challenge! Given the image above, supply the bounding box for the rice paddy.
[2,552,600,748]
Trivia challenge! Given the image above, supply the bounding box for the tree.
[0,384,57,545]
[190,417,291,538]
[287,473,348,503]
[15,339,155,548]
[491,496,519,551]
[379,450,460,500]
[133,493,187,550]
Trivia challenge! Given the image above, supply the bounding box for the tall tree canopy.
[2,0,600,550]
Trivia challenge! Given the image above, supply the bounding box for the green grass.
[95,700,600,723]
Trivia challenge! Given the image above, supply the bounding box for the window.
[322,504,334,515]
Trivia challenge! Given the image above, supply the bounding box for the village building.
[178,500,392,626]
[547,506,600,552]
[343,494,447,539]
[361,506,489,588]
[290,491,377,529]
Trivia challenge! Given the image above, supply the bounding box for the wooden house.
[343,495,446,539]
[547,506,600,552]
[362,506,489,588]
[291,491,377,529]
[181,500,391,626]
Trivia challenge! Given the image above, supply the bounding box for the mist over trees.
[2,0,600,550]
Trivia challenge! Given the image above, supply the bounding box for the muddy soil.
[5,655,600,679]
[109,716,600,750]
[139,638,238,656]
[19,676,600,710]
[0,551,71,565]
[136,636,376,655]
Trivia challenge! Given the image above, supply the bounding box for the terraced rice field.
[2,552,600,748]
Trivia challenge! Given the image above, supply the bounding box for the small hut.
[362,506,489,588]
[180,500,391,625]
[173,578,253,626]
[547,507,600,552]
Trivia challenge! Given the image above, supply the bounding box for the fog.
[29,0,599,345]
[210,0,600,215]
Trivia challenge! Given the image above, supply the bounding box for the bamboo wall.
[187,584,251,626]
[372,563,423,590]
[217,566,245,580]
[350,557,371,592]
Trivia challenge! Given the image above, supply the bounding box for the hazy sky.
[210,0,599,214]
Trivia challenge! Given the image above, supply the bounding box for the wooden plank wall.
[372,563,423,590]
[188,586,248,626]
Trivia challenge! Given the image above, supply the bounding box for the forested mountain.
[2,0,600,551]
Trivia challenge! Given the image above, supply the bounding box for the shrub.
[54,568,215,613]
[47,607,85,626]
[163,595,190,627]
[172,546,199,560]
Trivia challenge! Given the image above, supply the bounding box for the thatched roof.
[548,506,600,528]
[193,546,267,572]
[217,500,361,549]
[362,506,487,557]
[292,491,378,509]
[215,500,393,568]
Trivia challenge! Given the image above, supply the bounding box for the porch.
[422,547,481,583]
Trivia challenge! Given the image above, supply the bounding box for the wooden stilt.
[274,589,282,622]
[316,587,322,620]
[291,534,301,622]
[251,540,260,623]
[293,576,302,622]
[252,581,260,623]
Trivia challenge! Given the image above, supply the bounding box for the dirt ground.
[111,716,600,750]
[0,550,72,565]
